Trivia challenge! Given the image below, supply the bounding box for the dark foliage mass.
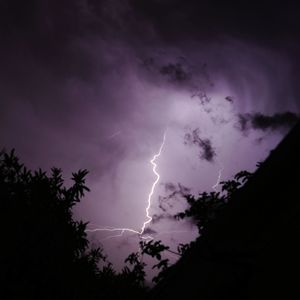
[0,150,98,298]
[0,149,253,299]
[0,150,148,300]
[175,170,253,235]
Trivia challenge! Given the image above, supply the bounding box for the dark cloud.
[131,0,300,46]
[184,128,216,162]
[237,112,299,132]
[2,0,300,52]
[238,115,249,132]
[163,182,177,193]
[191,91,211,106]
[142,227,157,235]
[159,62,190,83]
[225,96,234,103]
[151,213,174,225]
[158,195,174,213]
[141,56,192,86]
[163,182,190,195]
[158,183,191,213]
[0,0,157,84]
[141,57,215,106]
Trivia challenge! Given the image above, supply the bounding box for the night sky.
[1,0,300,275]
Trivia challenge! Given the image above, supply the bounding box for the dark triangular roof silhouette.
[151,121,300,299]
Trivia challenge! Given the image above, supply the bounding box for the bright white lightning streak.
[140,131,166,234]
[212,159,224,192]
[86,131,167,240]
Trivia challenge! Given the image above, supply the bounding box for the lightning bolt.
[212,159,224,192]
[86,131,167,240]
[140,131,166,234]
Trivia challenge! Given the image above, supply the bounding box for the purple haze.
[1,0,300,278]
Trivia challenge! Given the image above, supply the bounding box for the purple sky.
[1,0,300,278]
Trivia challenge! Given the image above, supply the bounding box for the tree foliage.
[0,150,148,299]
[175,170,253,235]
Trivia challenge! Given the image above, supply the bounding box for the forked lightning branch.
[86,131,167,240]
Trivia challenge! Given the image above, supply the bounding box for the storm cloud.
[184,128,216,162]
[237,112,299,133]
[159,62,190,83]
[151,213,174,225]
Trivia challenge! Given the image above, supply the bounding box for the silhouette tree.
[0,150,109,299]
[140,240,170,283]
[175,170,253,235]
[0,149,149,300]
